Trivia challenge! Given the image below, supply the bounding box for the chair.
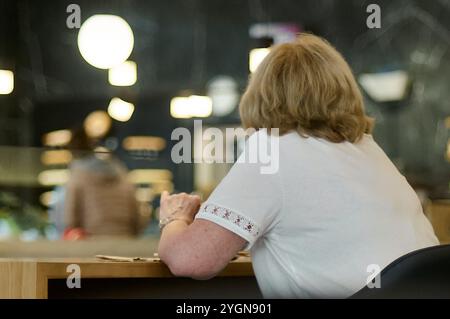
[351,244,450,298]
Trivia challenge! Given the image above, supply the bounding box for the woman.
[158,34,438,298]
[64,128,141,238]
[64,155,141,237]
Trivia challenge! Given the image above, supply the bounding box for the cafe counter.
[0,256,261,299]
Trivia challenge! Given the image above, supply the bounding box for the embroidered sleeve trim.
[200,203,261,238]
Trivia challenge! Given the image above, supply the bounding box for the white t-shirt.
[196,130,439,298]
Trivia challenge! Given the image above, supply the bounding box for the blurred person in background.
[47,126,93,237]
[62,127,142,238]
[47,184,66,237]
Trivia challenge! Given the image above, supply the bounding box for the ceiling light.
[38,169,70,186]
[359,70,409,102]
[170,97,191,119]
[249,48,270,73]
[128,169,173,184]
[207,76,239,116]
[444,117,450,129]
[446,140,450,162]
[77,14,134,69]
[40,191,56,207]
[107,97,135,122]
[189,95,213,117]
[108,60,137,86]
[84,110,112,138]
[42,130,72,147]
[41,150,73,166]
[123,136,166,151]
[0,70,14,94]
[170,95,212,119]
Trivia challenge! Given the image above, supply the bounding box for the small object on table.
[231,251,251,260]
[151,251,250,261]
[95,255,160,262]
[63,228,86,241]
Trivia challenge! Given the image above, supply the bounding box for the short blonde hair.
[240,33,374,143]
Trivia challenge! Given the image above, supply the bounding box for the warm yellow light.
[170,95,212,118]
[0,70,14,94]
[84,110,112,138]
[189,95,213,117]
[42,129,72,147]
[128,169,173,184]
[107,97,135,122]
[170,97,191,119]
[38,169,70,186]
[151,180,174,194]
[208,76,239,116]
[40,191,55,207]
[135,187,154,202]
[445,117,450,129]
[77,15,134,69]
[249,48,270,73]
[359,71,409,102]
[41,150,73,166]
[134,180,173,195]
[123,136,166,151]
[108,60,137,86]
[446,140,450,162]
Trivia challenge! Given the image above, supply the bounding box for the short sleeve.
[195,130,282,249]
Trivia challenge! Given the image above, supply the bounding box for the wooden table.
[0,257,260,299]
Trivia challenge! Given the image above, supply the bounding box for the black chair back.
[351,244,450,298]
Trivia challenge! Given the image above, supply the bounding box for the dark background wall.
[0,0,449,196]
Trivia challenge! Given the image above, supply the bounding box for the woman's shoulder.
[246,129,305,145]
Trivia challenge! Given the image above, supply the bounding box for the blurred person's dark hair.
[67,125,94,159]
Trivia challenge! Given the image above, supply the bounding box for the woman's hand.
[159,191,202,225]
[158,191,246,279]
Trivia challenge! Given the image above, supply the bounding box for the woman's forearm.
[159,220,189,253]
[158,220,196,276]
[157,192,243,279]
[158,219,232,280]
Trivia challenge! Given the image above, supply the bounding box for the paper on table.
[95,254,160,262]
[95,251,249,262]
